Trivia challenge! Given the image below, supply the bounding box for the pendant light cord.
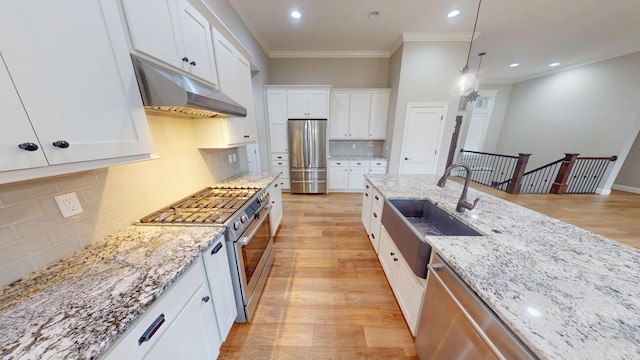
[464,0,482,69]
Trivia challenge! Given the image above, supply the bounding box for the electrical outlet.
[352,144,356,149]
[232,153,237,162]
[228,154,233,163]
[55,192,84,218]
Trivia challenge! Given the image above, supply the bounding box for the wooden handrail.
[576,155,618,161]
[460,149,519,159]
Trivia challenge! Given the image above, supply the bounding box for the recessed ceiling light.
[447,10,461,18]
[549,62,560,67]
[290,10,301,19]
[509,63,520,68]
[368,11,380,19]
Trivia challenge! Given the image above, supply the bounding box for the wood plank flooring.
[219,185,640,359]
[219,193,418,359]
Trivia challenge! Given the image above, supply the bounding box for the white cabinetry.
[369,159,388,175]
[266,89,288,153]
[362,180,373,233]
[120,0,218,85]
[201,236,237,342]
[287,88,329,118]
[328,160,371,191]
[105,257,221,359]
[194,28,257,148]
[361,179,384,253]
[271,154,290,190]
[329,89,390,140]
[0,0,154,184]
[268,178,284,236]
[378,227,426,336]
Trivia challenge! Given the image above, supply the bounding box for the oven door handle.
[237,205,272,246]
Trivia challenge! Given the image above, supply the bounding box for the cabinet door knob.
[52,140,70,148]
[18,142,39,151]
[190,61,197,66]
[393,258,398,262]
[390,252,395,256]
[404,157,409,160]
[182,57,189,62]
[202,296,210,303]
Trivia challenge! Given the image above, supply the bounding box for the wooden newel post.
[506,153,531,194]
[551,153,579,194]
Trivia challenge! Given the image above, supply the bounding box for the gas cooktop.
[137,187,261,225]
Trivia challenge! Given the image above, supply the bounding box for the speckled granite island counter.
[214,172,280,189]
[366,174,640,360]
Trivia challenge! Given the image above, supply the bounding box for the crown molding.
[269,50,390,59]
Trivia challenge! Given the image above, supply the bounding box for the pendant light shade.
[450,0,482,97]
[449,69,479,97]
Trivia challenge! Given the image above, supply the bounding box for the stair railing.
[457,149,530,193]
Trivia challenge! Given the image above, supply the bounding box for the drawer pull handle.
[138,313,165,345]
[18,142,39,151]
[202,296,210,303]
[211,242,223,255]
[52,140,70,148]
[374,195,379,201]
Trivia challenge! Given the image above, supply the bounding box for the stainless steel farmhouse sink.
[381,199,482,278]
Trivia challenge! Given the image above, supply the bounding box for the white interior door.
[399,104,446,174]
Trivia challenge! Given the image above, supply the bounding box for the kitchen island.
[366,174,640,359]
[0,172,279,359]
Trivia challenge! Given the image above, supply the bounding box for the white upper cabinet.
[287,88,329,118]
[0,0,154,182]
[121,0,218,85]
[194,28,257,148]
[329,89,390,140]
[0,55,48,172]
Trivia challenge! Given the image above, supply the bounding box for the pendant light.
[449,0,482,97]
[466,52,486,103]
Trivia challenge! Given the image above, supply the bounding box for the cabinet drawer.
[349,160,369,169]
[370,160,388,168]
[372,188,384,208]
[271,160,289,168]
[105,258,208,359]
[271,153,288,161]
[329,160,349,167]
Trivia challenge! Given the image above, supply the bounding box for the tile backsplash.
[0,114,242,287]
[329,140,384,157]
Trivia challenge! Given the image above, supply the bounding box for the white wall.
[614,131,640,191]
[268,58,389,88]
[474,83,514,153]
[495,52,640,173]
[386,41,470,174]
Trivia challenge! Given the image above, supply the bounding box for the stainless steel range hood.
[131,54,246,118]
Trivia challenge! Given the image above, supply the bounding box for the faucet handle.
[462,198,480,211]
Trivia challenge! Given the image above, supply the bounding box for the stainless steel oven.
[135,186,275,323]
[230,204,274,322]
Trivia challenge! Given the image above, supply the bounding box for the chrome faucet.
[437,164,480,213]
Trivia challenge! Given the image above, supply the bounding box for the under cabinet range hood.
[130,54,247,118]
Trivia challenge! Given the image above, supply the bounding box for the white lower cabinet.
[268,178,284,236]
[361,181,373,233]
[378,227,426,336]
[201,236,237,342]
[329,160,368,191]
[271,154,290,191]
[104,257,221,359]
[362,179,384,253]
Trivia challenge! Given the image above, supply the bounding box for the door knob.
[18,142,39,151]
[52,140,70,148]
[404,157,409,160]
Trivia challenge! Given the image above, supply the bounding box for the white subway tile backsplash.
[0,114,244,287]
[30,238,84,269]
[0,258,36,287]
[0,226,17,248]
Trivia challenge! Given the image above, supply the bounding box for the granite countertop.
[214,172,280,189]
[0,172,280,359]
[366,174,640,360]
[328,155,387,162]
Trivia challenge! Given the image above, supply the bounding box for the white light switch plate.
[55,192,84,218]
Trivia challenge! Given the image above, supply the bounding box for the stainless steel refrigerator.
[287,119,327,194]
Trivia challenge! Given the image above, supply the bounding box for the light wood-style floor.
[219,193,418,359]
[219,186,640,359]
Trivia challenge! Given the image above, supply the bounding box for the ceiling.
[228,0,640,83]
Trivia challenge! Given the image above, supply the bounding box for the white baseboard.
[611,184,640,194]
[595,188,611,195]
